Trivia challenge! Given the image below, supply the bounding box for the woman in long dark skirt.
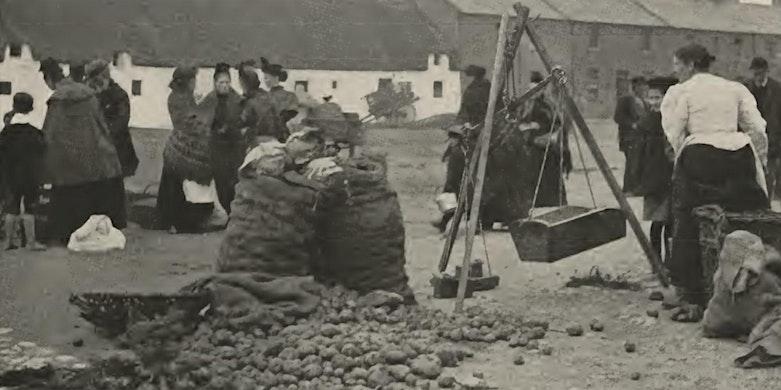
[38,58,127,243]
[157,65,216,233]
[662,44,770,322]
[197,63,244,215]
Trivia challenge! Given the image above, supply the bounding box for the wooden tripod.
[442,3,671,312]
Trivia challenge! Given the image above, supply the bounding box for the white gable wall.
[1,50,461,130]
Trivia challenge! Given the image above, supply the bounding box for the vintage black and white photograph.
[0,0,780,389]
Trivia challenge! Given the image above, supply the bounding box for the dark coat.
[636,111,673,197]
[745,77,781,159]
[98,80,138,177]
[41,79,123,187]
[457,78,491,125]
[613,94,646,152]
[241,88,285,145]
[197,89,245,146]
[0,122,45,190]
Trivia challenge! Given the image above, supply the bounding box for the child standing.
[636,77,678,264]
[0,93,46,250]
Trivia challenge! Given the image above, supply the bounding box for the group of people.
[437,43,772,323]
[0,54,316,249]
[613,45,772,321]
[1,58,139,250]
[433,66,572,233]
[157,59,306,233]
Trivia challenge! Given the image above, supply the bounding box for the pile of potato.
[58,286,554,390]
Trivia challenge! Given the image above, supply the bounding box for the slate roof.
[446,0,781,34]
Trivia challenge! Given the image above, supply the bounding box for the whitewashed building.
[0,0,461,130]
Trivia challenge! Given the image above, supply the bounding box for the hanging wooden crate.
[510,206,626,263]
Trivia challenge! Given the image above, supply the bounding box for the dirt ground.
[1,121,779,389]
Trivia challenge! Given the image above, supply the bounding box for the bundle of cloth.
[702,229,781,368]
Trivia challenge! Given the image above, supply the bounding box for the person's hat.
[12,92,34,113]
[85,59,110,79]
[464,65,486,78]
[38,57,61,74]
[647,76,678,93]
[172,65,198,81]
[260,57,288,81]
[750,57,769,71]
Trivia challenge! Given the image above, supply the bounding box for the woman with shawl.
[197,63,244,214]
[38,58,126,243]
[662,44,770,322]
[157,66,221,233]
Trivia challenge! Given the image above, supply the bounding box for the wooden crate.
[510,206,626,263]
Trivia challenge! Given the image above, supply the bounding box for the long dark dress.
[241,88,285,146]
[97,80,139,177]
[42,79,126,242]
[156,90,214,232]
[198,90,244,214]
[670,144,768,304]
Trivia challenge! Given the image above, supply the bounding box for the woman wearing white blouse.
[661,44,770,322]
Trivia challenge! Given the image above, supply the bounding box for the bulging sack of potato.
[703,231,781,339]
[315,155,415,303]
[217,172,322,277]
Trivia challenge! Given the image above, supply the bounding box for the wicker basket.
[694,205,781,296]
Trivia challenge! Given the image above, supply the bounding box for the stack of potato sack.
[217,130,414,303]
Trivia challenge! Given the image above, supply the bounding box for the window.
[588,26,600,49]
[332,80,338,89]
[433,81,443,98]
[9,44,22,57]
[378,78,392,89]
[295,81,309,92]
[641,29,652,51]
[0,81,11,95]
[131,80,142,96]
[433,54,441,66]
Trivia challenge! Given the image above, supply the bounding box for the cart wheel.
[398,104,417,123]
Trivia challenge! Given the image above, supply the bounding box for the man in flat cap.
[745,57,781,201]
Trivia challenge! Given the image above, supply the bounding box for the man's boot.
[4,214,19,250]
[20,214,46,251]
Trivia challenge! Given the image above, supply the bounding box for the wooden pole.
[438,74,553,272]
[523,23,670,287]
[454,13,512,312]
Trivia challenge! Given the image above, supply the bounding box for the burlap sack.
[315,156,415,303]
[217,173,321,276]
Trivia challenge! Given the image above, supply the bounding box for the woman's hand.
[518,121,540,132]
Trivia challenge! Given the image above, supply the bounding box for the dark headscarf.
[39,57,64,82]
[169,65,197,90]
[464,65,486,79]
[214,62,231,80]
[260,57,288,82]
[647,77,678,94]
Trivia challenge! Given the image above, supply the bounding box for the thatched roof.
[0,0,445,70]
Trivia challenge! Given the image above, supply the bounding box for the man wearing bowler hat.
[745,57,781,201]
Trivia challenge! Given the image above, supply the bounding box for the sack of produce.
[217,171,323,277]
[315,155,415,303]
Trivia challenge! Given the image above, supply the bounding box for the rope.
[527,95,561,220]
[568,97,598,208]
